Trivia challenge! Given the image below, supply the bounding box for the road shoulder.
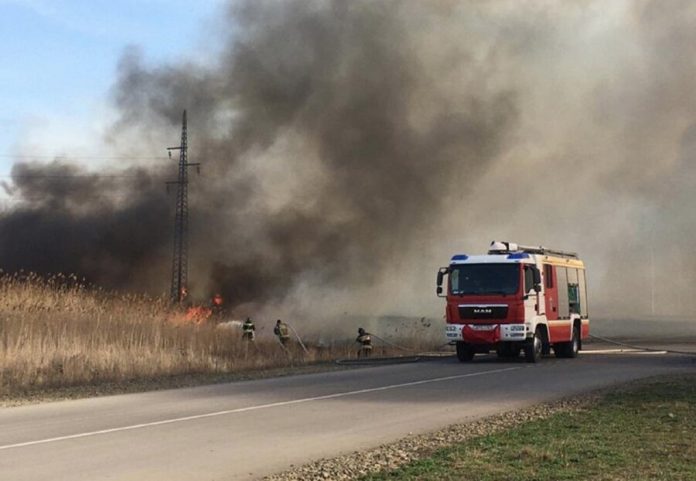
[266,373,696,481]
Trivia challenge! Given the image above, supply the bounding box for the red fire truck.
[436,241,589,363]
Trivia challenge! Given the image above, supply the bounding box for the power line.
[0,192,144,201]
[0,169,210,180]
[0,154,170,161]
[0,174,150,179]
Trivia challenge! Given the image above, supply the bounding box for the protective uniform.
[356,328,373,358]
[274,320,290,345]
[242,317,255,341]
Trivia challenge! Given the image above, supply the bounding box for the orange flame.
[169,305,212,326]
[185,306,212,323]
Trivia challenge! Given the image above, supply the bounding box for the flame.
[185,306,212,323]
[169,305,212,326]
[212,293,223,306]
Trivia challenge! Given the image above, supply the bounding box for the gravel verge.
[265,391,604,481]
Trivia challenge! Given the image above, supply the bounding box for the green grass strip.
[363,375,696,481]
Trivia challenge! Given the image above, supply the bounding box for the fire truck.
[436,241,589,363]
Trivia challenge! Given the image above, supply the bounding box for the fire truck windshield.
[449,263,520,296]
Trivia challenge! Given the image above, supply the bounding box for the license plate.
[469,324,497,331]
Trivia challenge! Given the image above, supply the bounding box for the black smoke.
[5,1,696,320]
[0,161,171,290]
[0,1,517,311]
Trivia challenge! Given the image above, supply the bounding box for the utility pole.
[167,110,200,303]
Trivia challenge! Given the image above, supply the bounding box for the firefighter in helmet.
[274,319,290,346]
[242,317,255,341]
[356,327,373,358]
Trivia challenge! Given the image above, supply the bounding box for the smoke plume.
[3,1,696,320]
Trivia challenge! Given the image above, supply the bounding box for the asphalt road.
[1,346,694,481]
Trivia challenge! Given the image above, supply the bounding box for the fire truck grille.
[458,305,508,320]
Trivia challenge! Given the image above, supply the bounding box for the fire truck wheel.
[554,326,580,358]
[524,330,542,363]
[456,342,475,362]
[568,325,580,358]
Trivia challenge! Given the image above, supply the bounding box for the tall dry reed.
[0,273,356,394]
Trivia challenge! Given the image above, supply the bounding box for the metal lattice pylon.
[167,111,200,303]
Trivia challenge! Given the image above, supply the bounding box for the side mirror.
[532,266,541,286]
[436,267,449,287]
[531,266,542,292]
[436,267,449,297]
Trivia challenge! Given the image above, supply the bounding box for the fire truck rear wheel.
[456,342,475,362]
[555,326,580,358]
[524,330,542,363]
[568,325,580,358]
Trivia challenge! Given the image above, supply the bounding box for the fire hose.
[335,333,453,365]
[588,333,696,357]
[273,322,310,356]
[287,323,310,355]
[336,332,696,365]
[369,333,416,353]
[370,334,453,356]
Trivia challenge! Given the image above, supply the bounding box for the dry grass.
[0,273,362,396]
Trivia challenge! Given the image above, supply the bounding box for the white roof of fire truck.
[450,241,585,269]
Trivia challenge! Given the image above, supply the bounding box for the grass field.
[0,273,387,398]
[363,375,696,481]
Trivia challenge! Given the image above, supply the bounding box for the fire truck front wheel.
[524,329,543,363]
[456,342,475,362]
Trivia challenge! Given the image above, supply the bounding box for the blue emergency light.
[507,252,530,259]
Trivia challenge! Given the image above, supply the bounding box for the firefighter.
[274,319,290,346]
[356,327,373,358]
[242,317,255,341]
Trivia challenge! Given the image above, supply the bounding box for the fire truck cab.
[436,241,589,363]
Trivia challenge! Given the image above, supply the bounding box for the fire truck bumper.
[446,323,527,344]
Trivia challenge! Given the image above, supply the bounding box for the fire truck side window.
[524,266,535,293]
[544,264,553,288]
[567,269,581,315]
